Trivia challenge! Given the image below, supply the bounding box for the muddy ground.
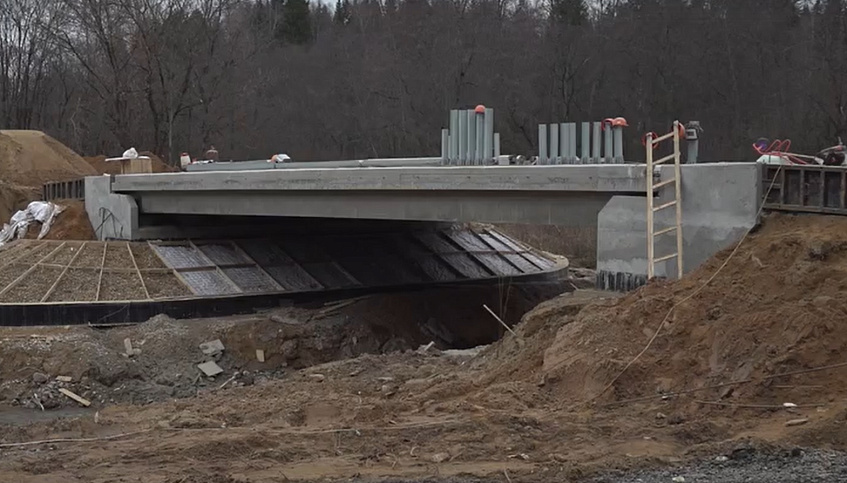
[3,214,847,482]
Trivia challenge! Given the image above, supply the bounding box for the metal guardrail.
[43,178,85,201]
[762,163,847,215]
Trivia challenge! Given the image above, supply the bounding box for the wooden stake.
[482,304,519,338]
[59,388,91,407]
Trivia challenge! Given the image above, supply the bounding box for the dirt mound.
[0,181,39,223]
[85,151,176,175]
[0,131,96,186]
[24,200,95,241]
[484,213,847,412]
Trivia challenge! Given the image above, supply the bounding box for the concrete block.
[596,163,761,290]
[197,361,224,377]
[85,176,139,240]
[199,339,225,356]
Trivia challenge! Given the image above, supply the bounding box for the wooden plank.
[654,226,677,236]
[58,388,91,407]
[126,242,151,300]
[655,252,678,263]
[94,242,108,301]
[672,120,684,279]
[129,158,153,174]
[646,132,655,280]
[652,153,676,165]
[653,200,677,212]
[653,177,676,190]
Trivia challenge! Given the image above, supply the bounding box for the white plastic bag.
[0,202,65,247]
[122,147,139,159]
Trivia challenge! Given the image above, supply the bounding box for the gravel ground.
[592,448,847,483]
[316,449,847,483]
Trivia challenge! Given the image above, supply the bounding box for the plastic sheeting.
[0,201,65,247]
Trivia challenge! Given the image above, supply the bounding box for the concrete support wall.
[85,176,139,240]
[596,163,761,290]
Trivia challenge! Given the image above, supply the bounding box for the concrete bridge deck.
[88,165,650,240]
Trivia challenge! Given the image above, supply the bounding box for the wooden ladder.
[645,121,684,280]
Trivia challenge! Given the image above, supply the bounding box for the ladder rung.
[653,178,676,189]
[654,252,678,263]
[652,200,677,212]
[653,131,674,143]
[653,153,676,165]
[654,226,677,236]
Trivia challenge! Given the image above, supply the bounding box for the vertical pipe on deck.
[458,111,468,165]
[603,123,613,163]
[613,126,624,163]
[476,112,484,164]
[687,138,699,164]
[467,110,476,165]
[550,123,559,165]
[567,123,577,163]
[449,110,459,165]
[558,123,567,164]
[581,122,590,164]
[484,108,494,163]
[494,133,501,158]
[441,129,450,164]
[592,122,602,163]
[539,124,548,165]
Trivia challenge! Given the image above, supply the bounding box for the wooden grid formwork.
[0,227,558,306]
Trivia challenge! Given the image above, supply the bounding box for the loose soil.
[0,181,39,224]
[25,200,96,241]
[0,130,96,187]
[1,214,847,482]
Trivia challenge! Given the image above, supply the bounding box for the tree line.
[0,0,843,163]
